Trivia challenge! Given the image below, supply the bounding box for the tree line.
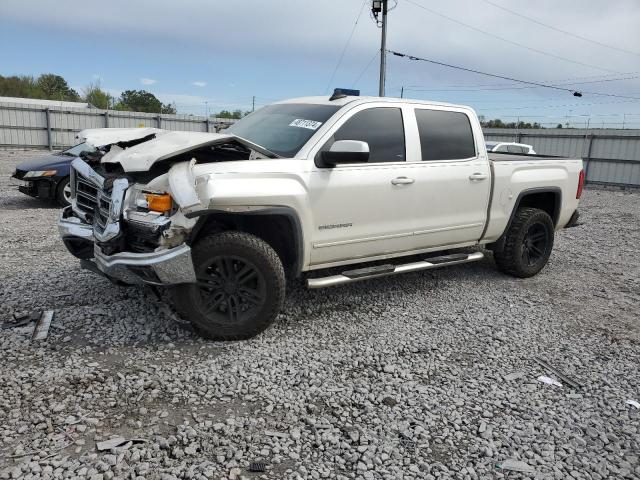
[479,116,565,129]
[0,73,178,114]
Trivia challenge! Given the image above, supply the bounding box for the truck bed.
[488,152,565,162]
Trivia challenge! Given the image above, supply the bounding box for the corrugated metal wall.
[0,102,236,150]
[484,128,640,187]
[2,105,638,187]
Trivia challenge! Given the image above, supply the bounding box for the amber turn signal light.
[145,193,173,213]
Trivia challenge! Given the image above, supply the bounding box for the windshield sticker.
[289,119,323,130]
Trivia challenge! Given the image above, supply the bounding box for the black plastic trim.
[490,187,562,251]
[185,206,305,276]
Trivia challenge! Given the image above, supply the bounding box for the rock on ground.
[0,149,638,479]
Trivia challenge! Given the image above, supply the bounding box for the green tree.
[83,81,112,109]
[213,109,245,119]
[36,74,80,101]
[116,89,175,113]
[162,102,176,114]
[0,75,42,98]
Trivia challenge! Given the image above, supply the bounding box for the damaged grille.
[73,170,113,234]
[70,158,129,242]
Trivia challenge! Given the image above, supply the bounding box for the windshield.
[61,142,97,157]
[227,104,341,157]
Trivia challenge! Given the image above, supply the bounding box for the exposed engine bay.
[77,128,273,182]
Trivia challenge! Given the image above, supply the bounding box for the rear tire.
[172,231,286,340]
[494,207,554,278]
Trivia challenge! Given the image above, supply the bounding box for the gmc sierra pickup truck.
[58,94,583,340]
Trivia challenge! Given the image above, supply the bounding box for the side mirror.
[321,140,369,166]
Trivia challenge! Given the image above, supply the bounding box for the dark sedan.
[10,142,96,207]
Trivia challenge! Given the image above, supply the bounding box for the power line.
[403,0,620,73]
[387,71,640,92]
[401,74,640,93]
[389,49,640,100]
[389,50,582,93]
[353,51,379,85]
[480,0,640,58]
[324,0,368,94]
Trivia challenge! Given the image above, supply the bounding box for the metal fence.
[484,128,640,187]
[1,103,639,187]
[0,102,236,150]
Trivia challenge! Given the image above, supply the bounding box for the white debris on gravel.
[1,149,639,479]
[536,375,563,387]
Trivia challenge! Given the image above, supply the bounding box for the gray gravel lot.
[0,149,638,480]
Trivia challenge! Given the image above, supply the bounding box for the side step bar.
[307,252,484,289]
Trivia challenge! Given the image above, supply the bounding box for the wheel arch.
[490,187,561,252]
[185,207,304,278]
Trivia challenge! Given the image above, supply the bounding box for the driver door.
[306,105,418,267]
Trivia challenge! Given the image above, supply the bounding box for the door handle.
[391,177,415,185]
[469,173,488,181]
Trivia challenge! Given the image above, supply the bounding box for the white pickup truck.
[58,94,584,340]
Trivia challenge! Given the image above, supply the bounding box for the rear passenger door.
[408,107,491,249]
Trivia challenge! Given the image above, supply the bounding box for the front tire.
[56,177,72,207]
[172,231,286,340]
[493,207,554,278]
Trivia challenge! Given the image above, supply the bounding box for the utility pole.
[400,86,404,98]
[372,0,388,97]
[252,96,255,112]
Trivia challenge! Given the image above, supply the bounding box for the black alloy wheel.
[522,222,549,267]
[493,207,555,278]
[171,231,286,340]
[196,255,267,324]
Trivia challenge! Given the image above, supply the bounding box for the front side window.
[328,107,406,163]
[415,109,476,161]
[227,104,340,157]
[495,144,510,152]
[507,145,525,154]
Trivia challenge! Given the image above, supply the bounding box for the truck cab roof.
[276,95,469,110]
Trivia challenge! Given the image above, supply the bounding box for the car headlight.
[131,188,173,214]
[23,170,57,178]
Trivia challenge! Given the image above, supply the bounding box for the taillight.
[576,169,585,199]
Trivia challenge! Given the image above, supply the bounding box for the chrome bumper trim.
[89,244,197,285]
[58,207,94,241]
[70,158,129,242]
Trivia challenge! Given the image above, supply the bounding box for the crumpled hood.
[77,128,234,172]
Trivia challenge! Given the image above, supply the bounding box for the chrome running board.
[307,252,484,289]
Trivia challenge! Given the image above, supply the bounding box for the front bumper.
[89,243,197,285]
[58,207,197,286]
[10,175,58,200]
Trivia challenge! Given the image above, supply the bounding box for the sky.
[2,0,640,127]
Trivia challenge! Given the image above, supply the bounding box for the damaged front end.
[57,127,267,286]
[58,157,198,285]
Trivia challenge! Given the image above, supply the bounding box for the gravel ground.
[0,149,638,480]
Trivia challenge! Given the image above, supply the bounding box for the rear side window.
[507,145,525,154]
[415,109,476,161]
[331,107,405,163]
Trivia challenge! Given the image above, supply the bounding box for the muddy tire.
[494,207,554,278]
[172,231,286,340]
